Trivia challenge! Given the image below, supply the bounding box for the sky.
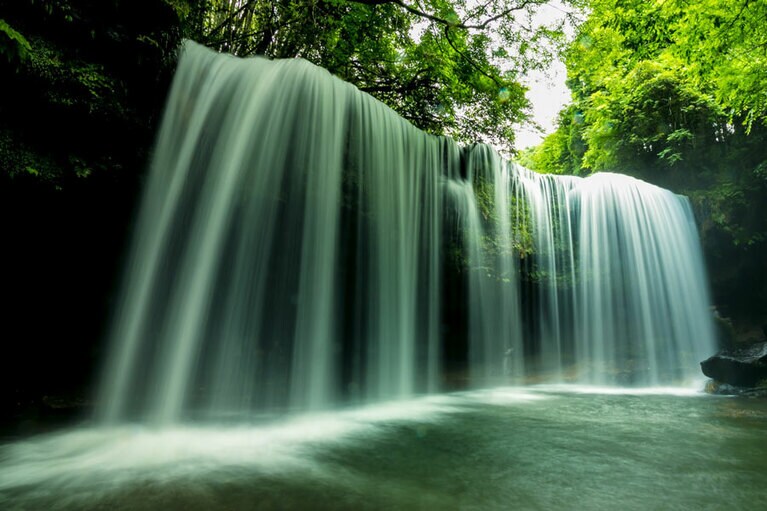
[513,1,576,150]
[515,59,570,150]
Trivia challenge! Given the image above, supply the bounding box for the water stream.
[96,41,716,423]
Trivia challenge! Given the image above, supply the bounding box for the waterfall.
[97,42,716,424]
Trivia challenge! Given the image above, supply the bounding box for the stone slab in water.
[701,341,767,387]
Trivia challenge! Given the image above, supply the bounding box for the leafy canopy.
[190,0,580,151]
[522,0,767,251]
[524,0,767,174]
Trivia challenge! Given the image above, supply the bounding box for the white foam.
[0,395,461,494]
[529,383,706,396]
[457,387,553,405]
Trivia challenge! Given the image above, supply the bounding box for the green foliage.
[163,0,193,19]
[525,0,767,322]
[0,129,63,181]
[0,19,32,70]
[529,0,767,178]
[518,105,584,175]
[663,0,767,131]
[27,37,126,117]
[194,0,576,151]
[0,0,187,185]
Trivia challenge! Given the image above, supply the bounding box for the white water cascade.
[97,42,716,424]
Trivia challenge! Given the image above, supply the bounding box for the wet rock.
[701,341,767,387]
[711,308,736,349]
[704,379,767,397]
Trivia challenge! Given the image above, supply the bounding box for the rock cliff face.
[701,342,767,388]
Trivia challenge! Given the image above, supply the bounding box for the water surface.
[2,387,764,510]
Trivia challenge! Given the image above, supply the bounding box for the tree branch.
[207,0,259,38]
[359,68,431,94]
[343,0,537,30]
[443,26,502,87]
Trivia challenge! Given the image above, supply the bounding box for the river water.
[1,386,765,510]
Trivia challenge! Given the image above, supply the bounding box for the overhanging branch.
[343,0,537,30]
[443,26,503,88]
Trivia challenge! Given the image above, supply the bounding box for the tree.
[190,0,580,151]
[665,0,767,131]
[523,0,767,325]
[517,104,584,174]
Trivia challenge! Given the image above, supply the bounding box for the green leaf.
[0,18,32,69]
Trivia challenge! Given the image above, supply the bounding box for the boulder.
[701,341,767,387]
